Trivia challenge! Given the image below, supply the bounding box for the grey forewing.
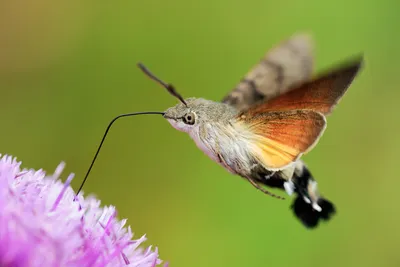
[221,33,314,112]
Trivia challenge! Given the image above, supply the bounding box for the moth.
[77,33,363,229]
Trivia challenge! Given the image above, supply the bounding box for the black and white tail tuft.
[291,164,336,228]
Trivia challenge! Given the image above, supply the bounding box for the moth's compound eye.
[183,112,196,125]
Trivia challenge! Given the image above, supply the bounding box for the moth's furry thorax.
[163,97,258,175]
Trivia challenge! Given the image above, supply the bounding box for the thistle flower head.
[0,154,165,267]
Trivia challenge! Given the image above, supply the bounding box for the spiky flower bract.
[0,154,166,267]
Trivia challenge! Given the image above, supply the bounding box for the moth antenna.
[75,111,165,198]
[137,62,188,107]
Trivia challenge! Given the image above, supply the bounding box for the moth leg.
[214,139,225,165]
[246,176,285,200]
[217,153,236,174]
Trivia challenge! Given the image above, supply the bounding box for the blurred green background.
[0,0,399,266]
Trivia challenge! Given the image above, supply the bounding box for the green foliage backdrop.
[0,0,399,266]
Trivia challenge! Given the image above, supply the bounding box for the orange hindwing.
[238,110,326,170]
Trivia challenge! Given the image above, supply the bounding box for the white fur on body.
[167,119,268,177]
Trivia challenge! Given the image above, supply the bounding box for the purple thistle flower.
[0,154,166,267]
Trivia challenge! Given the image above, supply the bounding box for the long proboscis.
[75,111,165,197]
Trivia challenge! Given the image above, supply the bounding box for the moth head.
[163,98,215,133]
[137,63,234,133]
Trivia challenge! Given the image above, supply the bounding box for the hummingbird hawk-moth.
[77,33,363,229]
